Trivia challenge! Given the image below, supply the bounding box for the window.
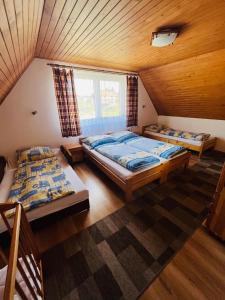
[75,78,95,120]
[100,80,121,117]
[74,70,126,135]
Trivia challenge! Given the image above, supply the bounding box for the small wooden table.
[61,143,84,164]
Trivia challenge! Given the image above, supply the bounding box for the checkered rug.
[43,152,224,300]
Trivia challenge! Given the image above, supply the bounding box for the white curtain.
[80,116,126,136]
[74,70,126,136]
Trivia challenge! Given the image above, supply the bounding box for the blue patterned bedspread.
[95,143,160,171]
[125,137,185,159]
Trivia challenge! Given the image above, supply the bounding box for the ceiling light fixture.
[151,29,179,47]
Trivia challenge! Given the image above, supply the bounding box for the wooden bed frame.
[142,125,217,158]
[82,145,190,201]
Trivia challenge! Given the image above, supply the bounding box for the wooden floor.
[34,157,225,299]
[34,161,124,253]
[141,228,225,300]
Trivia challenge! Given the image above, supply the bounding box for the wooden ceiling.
[140,48,225,120]
[0,0,44,103]
[36,0,225,71]
[1,0,225,119]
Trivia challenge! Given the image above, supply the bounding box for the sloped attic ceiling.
[0,0,44,103]
[0,0,225,119]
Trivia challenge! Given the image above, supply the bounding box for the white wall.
[0,58,157,164]
[158,115,225,152]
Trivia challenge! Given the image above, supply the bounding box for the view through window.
[74,70,126,135]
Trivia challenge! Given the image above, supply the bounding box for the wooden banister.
[0,203,44,300]
[206,163,225,226]
[3,204,22,300]
[0,246,28,300]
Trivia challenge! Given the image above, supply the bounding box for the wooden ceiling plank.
[29,0,38,57]
[35,0,56,56]
[0,31,17,81]
[0,0,20,77]
[22,0,29,66]
[0,88,11,102]
[0,83,12,97]
[10,0,24,72]
[39,0,67,57]
[33,0,45,55]
[0,64,12,86]
[21,0,26,69]
[0,82,14,102]
[50,0,100,59]
[30,0,40,55]
[0,55,33,104]
[14,0,25,71]
[0,79,9,90]
[27,0,35,60]
[0,55,15,84]
[59,0,122,60]
[0,64,11,81]
[3,0,21,74]
[0,69,12,98]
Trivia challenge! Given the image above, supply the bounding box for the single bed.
[0,149,89,233]
[82,142,190,201]
[143,126,216,157]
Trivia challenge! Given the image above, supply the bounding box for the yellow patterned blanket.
[7,157,74,216]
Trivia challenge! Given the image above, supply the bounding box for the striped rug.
[43,152,223,300]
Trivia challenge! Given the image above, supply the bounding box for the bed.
[142,125,217,157]
[81,134,190,201]
[0,149,89,233]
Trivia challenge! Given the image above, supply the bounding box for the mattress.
[144,131,214,146]
[0,149,89,233]
[83,143,167,180]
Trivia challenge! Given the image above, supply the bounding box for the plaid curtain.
[126,75,138,127]
[52,68,81,137]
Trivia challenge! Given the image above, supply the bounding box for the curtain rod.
[47,63,138,76]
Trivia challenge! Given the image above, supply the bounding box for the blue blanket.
[125,137,185,159]
[95,143,160,171]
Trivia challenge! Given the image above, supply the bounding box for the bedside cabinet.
[61,143,84,165]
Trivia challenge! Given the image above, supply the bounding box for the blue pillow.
[83,135,116,149]
[110,131,138,143]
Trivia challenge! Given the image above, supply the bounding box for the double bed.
[0,149,89,233]
[81,133,191,201]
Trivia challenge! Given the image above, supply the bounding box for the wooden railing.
[0,203,44,300]
[206,163,225,239]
